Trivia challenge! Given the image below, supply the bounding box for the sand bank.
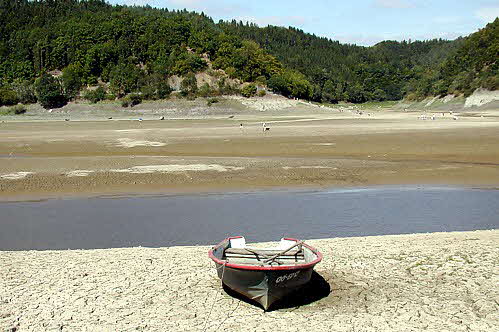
[1,230,497,331]
[1,105,499,199]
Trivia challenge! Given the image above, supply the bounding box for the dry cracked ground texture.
[1,230,498,331]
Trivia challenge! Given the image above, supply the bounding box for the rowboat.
[208,236,322,310]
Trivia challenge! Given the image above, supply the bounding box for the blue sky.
[110,0,499,46]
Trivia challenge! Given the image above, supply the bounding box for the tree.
[139,73,172,100]
[180,72,198,96]
[0,87,19,106]
[198,83,214,97]
[241,84,257,98]
[322,80,338,103]
[268,69,312,99]
[84,86,106,103]
[171,52,207,76]
[12,79,37,104]
[345,83,367,103]
[157,81,172,99]
[62,64,85,99]
[0,0,496,104]
[34,74,68,109]
[109,63,142,98]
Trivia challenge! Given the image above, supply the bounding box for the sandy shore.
[1,230,497,331]
[1,96,499,199]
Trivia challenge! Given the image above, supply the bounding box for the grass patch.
[355,100,399,109]
[314,100,400,109]
[0,104,27,115]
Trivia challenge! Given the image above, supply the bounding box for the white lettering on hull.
[275,271,300,284]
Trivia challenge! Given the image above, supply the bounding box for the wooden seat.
[224,247,303,257]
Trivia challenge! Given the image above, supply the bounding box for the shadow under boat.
[222,271,331,312]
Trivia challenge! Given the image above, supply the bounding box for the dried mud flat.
[1,230,498,331]
[1,97,499,199]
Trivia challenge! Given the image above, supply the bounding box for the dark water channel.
[1,186,498,250]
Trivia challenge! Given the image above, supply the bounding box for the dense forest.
[0,0,497,109]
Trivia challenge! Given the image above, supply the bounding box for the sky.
[109,0,499,46]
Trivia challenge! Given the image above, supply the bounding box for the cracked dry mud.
[1,230,497,331]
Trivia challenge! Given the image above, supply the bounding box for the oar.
[244,248,271,260]
[264,241,304,264]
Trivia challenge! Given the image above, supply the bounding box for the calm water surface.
[1,186,498,250]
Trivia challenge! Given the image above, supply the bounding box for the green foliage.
[62,64,85,99]
[0,104,27,115]
[109,63,142,98]
[34,74,68,109]
[11,104,27,114]
[128,93,143,107]
[12,80,37,104]
[84,86,107,103]
[483,76,498,90]
[212,40,282,82]
[216,77,239,95]
[321,80,339,103]
[427,18,499,96]
[1,1,496,104]
[345,83,367,103]
[157,81,172,99]
[0,88,19,106]
[258,89,266,97]
[121,94,143,107]
[139,73,171,100]
[140,85,156,100]
[268,70,313,99]
[255,76,267,86]
[121,98,130,108]
[198,83,214,97]
[219,21,472,101]
[171,51,208,76]
[180,72,198,96]
[241,84,257,98]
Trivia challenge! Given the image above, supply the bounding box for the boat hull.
[209,236,322,310]
[215,263,314,310]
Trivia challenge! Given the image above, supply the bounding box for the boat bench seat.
[224,247,303,257]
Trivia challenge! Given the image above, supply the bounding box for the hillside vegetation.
[419,18,498,98]
[0,0,497,109]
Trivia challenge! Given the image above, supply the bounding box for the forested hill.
[220,22,469,102]
[0,0,497,109]
[0,0,284,107]
[428,18,498,97]
[221,19,497,102]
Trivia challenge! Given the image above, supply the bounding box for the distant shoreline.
[1,183,498,203]
[1,96,499,200]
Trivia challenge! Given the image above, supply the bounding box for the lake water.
[1,186,498,250]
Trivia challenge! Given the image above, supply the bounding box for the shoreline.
[1,182,498,203]
[1,230,497,331]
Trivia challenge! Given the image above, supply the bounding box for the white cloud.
[373,0,414,9]
[475,7,499,23]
